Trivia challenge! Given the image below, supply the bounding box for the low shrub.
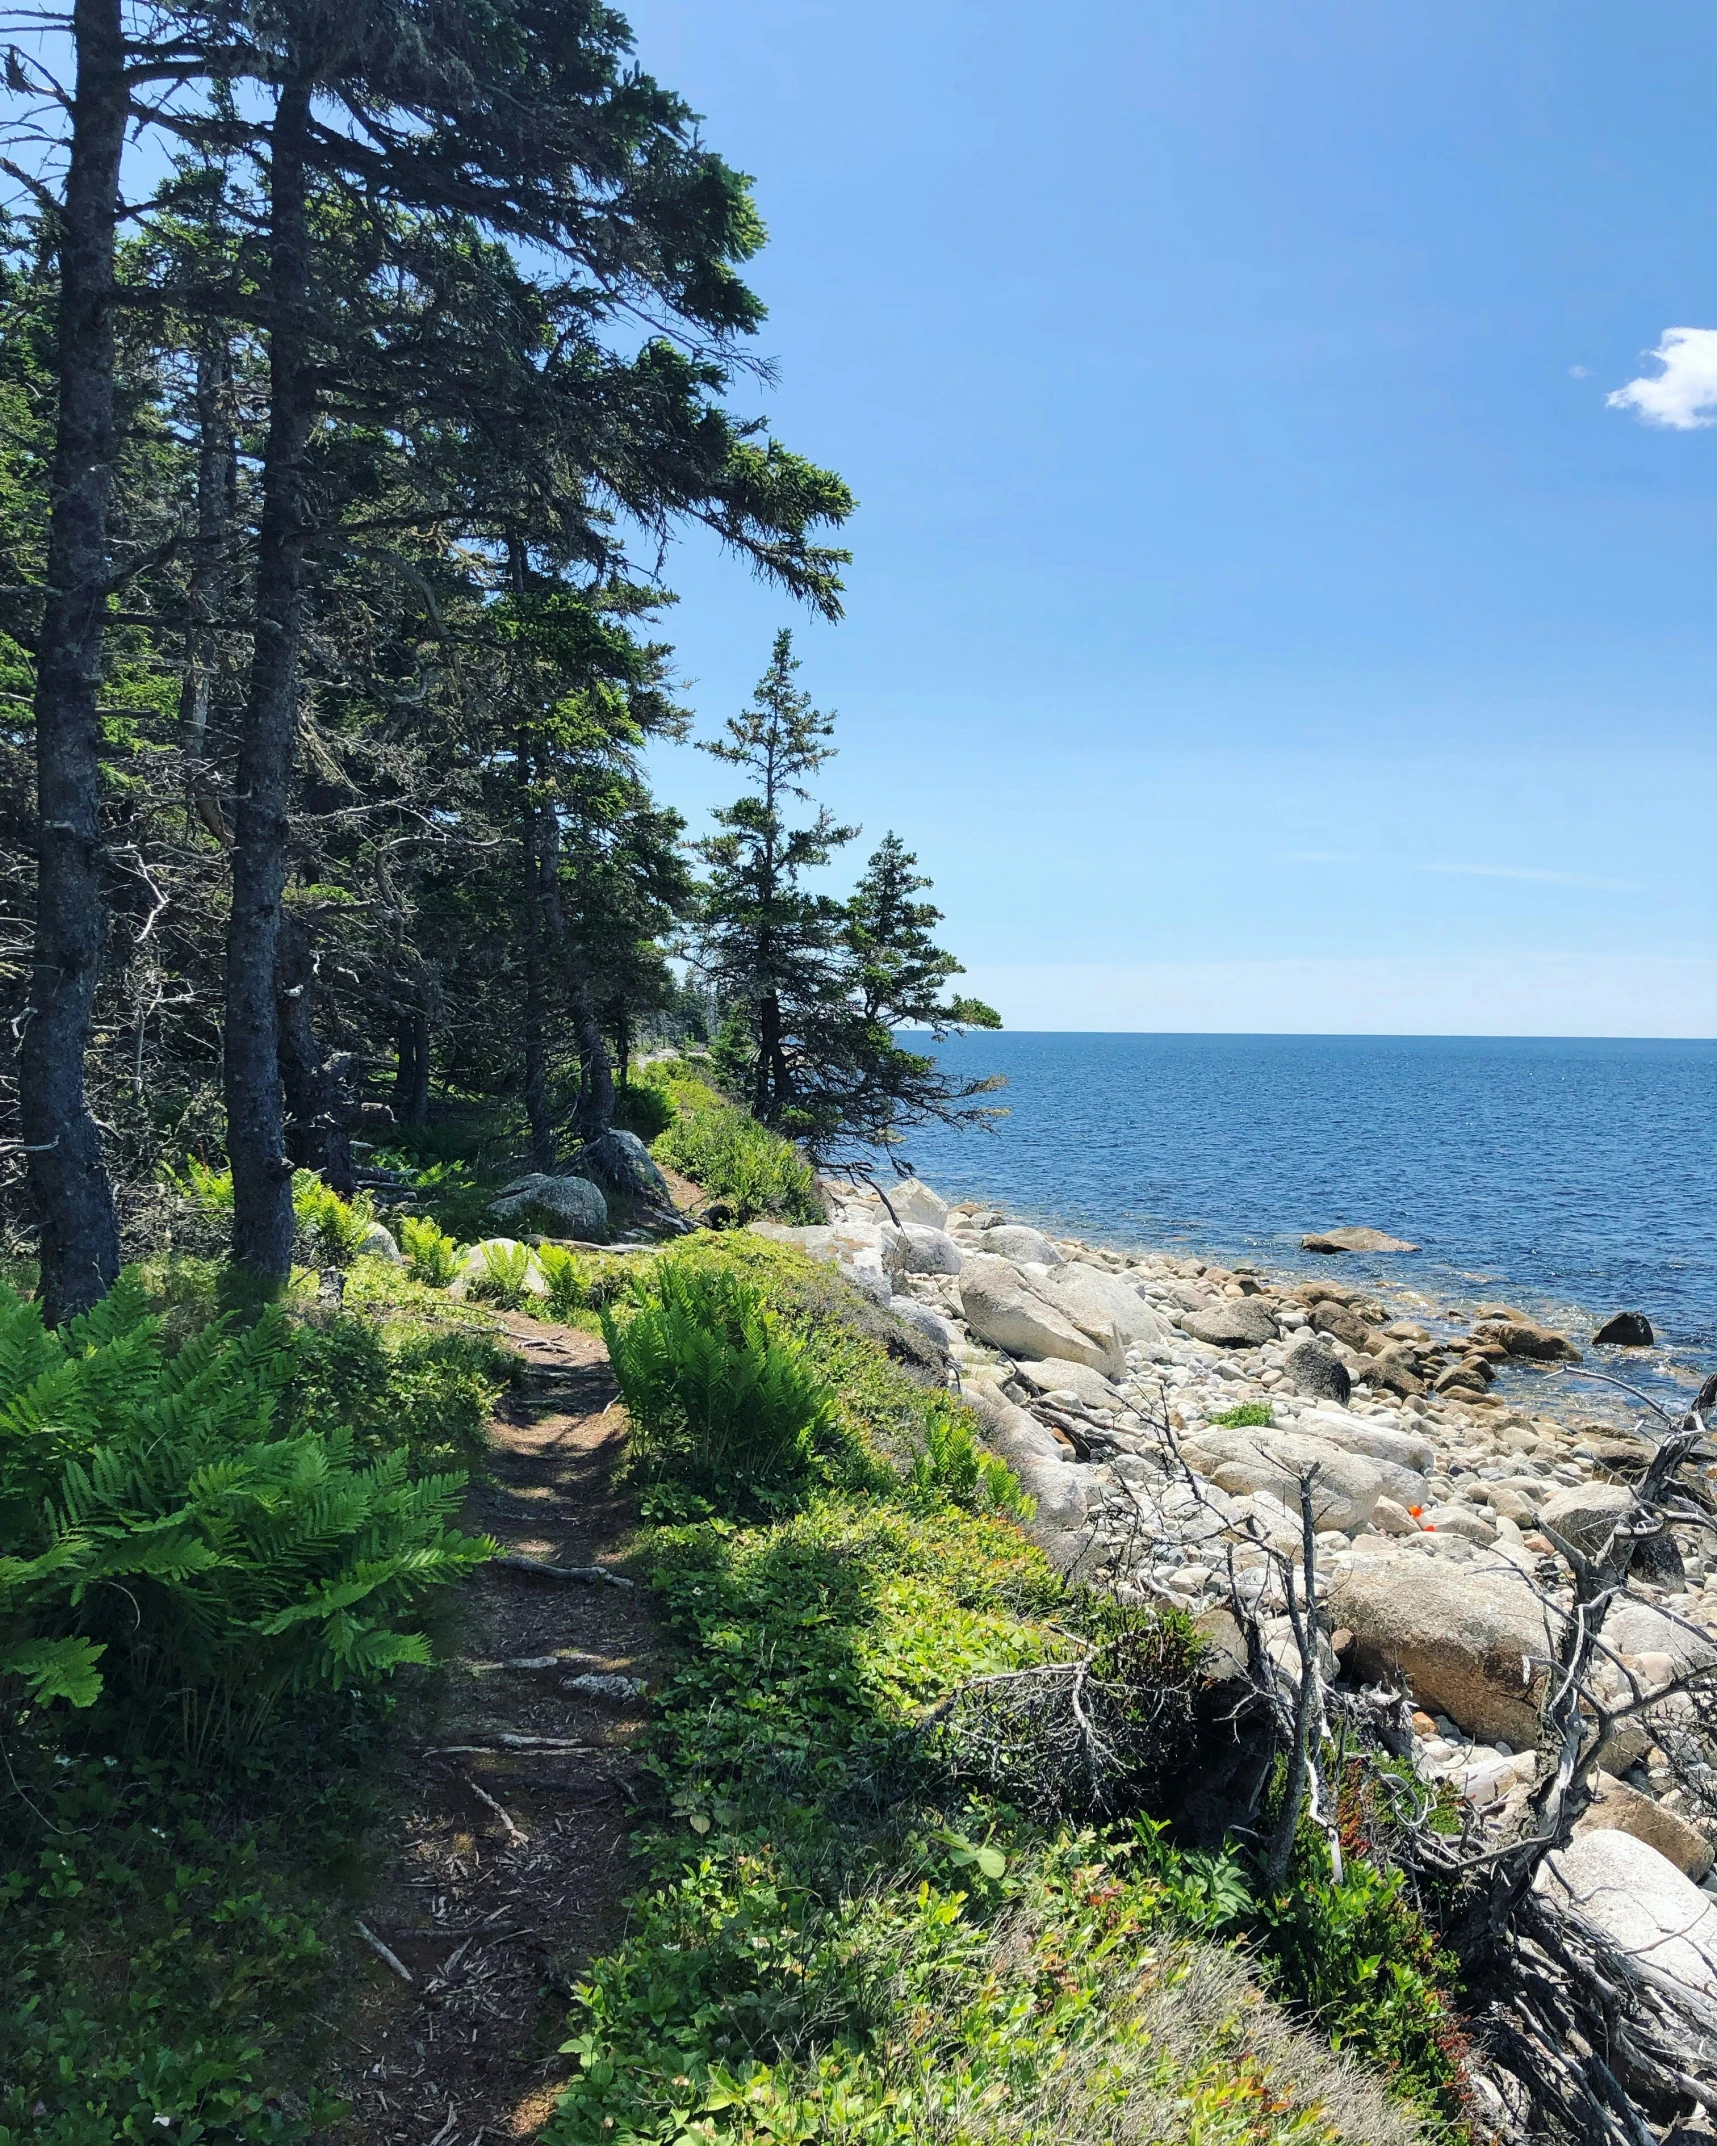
[0,1276,492,1760]
[648,1075,822,1223]
[1211,1400,1275,1428]
[284,1311,507,1476]
[602,1258,836,1505]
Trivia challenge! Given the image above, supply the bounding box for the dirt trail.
[322,1314,659,2145]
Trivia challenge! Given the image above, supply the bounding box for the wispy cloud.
[1607,327,1717,429]
[1568,364,1591,380]
[1277,854,1639,893]
[1419,861,1639,893]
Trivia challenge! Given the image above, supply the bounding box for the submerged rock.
[1301,1226,1420,1254]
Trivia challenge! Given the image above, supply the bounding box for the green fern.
[471,1240,532,1308]
[292,1174,377,1268]
[0,1276,492,1760]
[400,1215,463,1287]
[601,1258,833,1501]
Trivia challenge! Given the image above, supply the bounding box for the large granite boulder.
[887,1178,950,1229]
[1179,1426,1385,1533]
[1293,1408,1436,1477]
[894,1224,963,1275]
[1538,1829,1717,2003]
[1036,1261,1174,1351]
[980,1224,1064,1266]
[1472,1316,1581,1363]
[1012,1357,1123,1410]
[886,1296,957,1352]
[1310,1301,1374,1352]
[1281,1337,1351,1402]
[1180,1297,1278,1348]
[1576,1773,1714,1883]
[1537,1483,1637,1560]
[357,1221,403,1263]
[488,1173,608,1238]
[571,1129,687,1226]
[958,1254,1123,1376]
[1329,1558,1560,1745]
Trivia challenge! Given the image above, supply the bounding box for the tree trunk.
[276,911,355,1195]
[569,979,615,1143]
[21,0,129,1324]
[226,77,312,1286]
[395,1008,430,1127]
[518,743,556,1172]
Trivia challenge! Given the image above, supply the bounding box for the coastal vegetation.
[2,6,1713,2145]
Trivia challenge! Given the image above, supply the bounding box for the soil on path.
[320,1313,660,2145]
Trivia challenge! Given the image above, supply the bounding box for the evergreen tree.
[696,630,854,1130]
[827,832,1003,1163]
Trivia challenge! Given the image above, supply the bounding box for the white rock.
[1034,1261,1175,1352]
[1539,1829,1717,2002]
[980,1225,1064,1266]
[887,1179,950,1229]
[1011,1357,1123,1409]
[357,1222,403,1263]
[887,1296,957,1349]
[958,1254,1124,1377]
[894,1224,964,1276]
[1181,1426,1385,1533]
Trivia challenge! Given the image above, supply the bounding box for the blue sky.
[626,0,1716,1036]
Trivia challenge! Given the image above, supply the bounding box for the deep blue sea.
[900,1034,1717,1416]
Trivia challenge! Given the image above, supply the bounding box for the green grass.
[544,1237,1471,2146]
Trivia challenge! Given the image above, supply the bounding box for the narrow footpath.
[323,1314,659,2146]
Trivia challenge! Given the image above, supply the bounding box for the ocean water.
[899,1034,1717,1417]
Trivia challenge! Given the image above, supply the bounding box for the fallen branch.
[492,1554,634,1589]
[462,1774,528,1845]
[355,1918,414,1985]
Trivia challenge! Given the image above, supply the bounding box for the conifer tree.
[696,629,854,1129]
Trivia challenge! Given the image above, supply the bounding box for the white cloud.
[1607,327,1717,429]
[1568,364,1591,379]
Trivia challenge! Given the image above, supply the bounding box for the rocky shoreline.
[753,1176,1717,2011]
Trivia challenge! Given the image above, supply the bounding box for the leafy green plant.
[909,1390,1032,1518]
[601,1258,835,1502]
[400,1214,463,1287]
[0,1276,492,1760]
[1211,1399,1275,1428]
[164,1155,235,1215]
[470,1238,533,1308]
[650,1077,822,1223]
[284,1312,506,1476]
[291,1173,377,1268]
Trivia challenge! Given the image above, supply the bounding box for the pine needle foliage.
[0,1275,492,1760]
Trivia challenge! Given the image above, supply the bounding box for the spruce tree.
[696,630,854,1130]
